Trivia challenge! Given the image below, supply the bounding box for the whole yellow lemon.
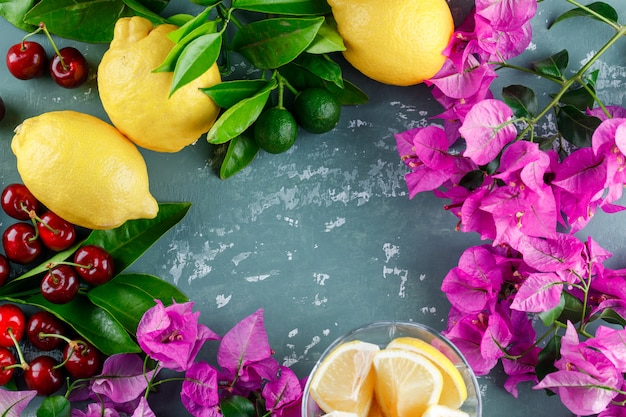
[11,110,159,230]
[328,0,454,86]
[98,16,221,152]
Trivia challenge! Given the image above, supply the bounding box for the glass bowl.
[301,321,482,417]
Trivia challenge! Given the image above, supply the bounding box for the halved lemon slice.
[386,337,467,408]
[373,349,443,417]
[421,404,470,417]
[309,340,380,417]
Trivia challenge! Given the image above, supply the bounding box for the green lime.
[293,88,341,134]
[253,107,298,154]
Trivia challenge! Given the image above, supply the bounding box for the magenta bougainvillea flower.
[0,389,37,417]
[262,366,305,417]
[181,361,221,417]
[91,353,157,404]
[137,300,221,372]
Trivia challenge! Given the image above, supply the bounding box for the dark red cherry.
[0,303,25,347]
[73,245,114,285]
[0,254,10,287]
[40,265,79,304]
[1,183,39,220]
[2,222,41,264]
[37,211,76,251]
[24,355,64,396]
[0,347,16,386]
[26,310,65,351]
[6,41,48,80]
[49,47,88,89]
[63,340,100,379]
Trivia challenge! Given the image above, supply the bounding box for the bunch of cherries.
[6,22,88,89]
[1,183,115,304]
[0,303,101,395]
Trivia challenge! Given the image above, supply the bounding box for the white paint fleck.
[231,252,251,266]
[420,306,437,314]
[216,294,232,308]
[277,215,299,227]
[419,273,426,282]
[314,273,330,286]
[304,336,321,354]
[288,328,298,338]
[313,293,328,306]
[322,329,330,336]
[383,266,409,298]
[347,119,372,129]
[526,41,537,51]
[244,271,278,282]
[324,217,346,232]
[382,242,400,263]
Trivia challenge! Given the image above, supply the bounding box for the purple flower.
[262,366,304,417]
[0,389,37,417]
[534,322,622,415]
[71,403,121,417]
[181,361,221,417]
[132,397,156,417]
[137,300,220,372]
[92,353,157,404]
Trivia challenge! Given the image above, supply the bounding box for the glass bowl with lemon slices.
[302,321,481,417]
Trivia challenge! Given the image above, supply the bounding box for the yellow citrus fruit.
[98,16,221,152]
[309,340,380,417]
[11,110,158,230]
[373,349,443,417]
[327,0,454,86]
[386,337,467,409]
[421,404,470,417]
[322,412,360,417]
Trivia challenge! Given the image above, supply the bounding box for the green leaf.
[167,13,195,26]
[167,5,214,43]
[502,85,538,118]
[232,16,324,69]
[37,396,71,417]
[557,291,585,324]
[232,0,330,15]
[201,79,270,108]
[294,53,344,88]
[458,170,484,191]
[23,294,140,355]
[550,1,618,28]
[279,63,368,105]
[154,21,218,73]
[190,0,221,6]
[88,273,188,333]
[306,18,346,54]
[594,307,626,326]
[556,104,602,148]
[557,83,596,111]
[23,0,131,43]
[0,0,37,32]
[531,49,569,79]
[538,293,565,326]
[170,32,222,96]
[207,79,276,144]
[536,335,560,382]
[220,130,260,179]
[81,202,191,273]
[220,395,256,417]
[121,0,168,25]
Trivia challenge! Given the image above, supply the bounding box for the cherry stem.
[46,260,92,270]
[38,22,68,71]
[7,328,27,369]
[55,339,87,370]
[20,26,43,49]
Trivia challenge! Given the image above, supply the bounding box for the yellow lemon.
[386,337,467,409]
[373,349,443,417]
[327,0,454,86]
[11,110,158,230]
[98,16,221,152]
[421,405,470,417]
[309,340,380,417]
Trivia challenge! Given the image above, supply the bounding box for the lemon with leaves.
[98,16,221,152]
[11,110,158,230]
[327,0,454,86]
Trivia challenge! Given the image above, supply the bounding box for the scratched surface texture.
[1,0,626,415]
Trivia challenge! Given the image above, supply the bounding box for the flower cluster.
[396,1,626,415]
[6,303,304,417]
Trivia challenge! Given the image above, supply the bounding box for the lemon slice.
[309,340,380,417]
[386,337,468,408]
[421,404,470,417]
[323,412,360,417]
[373,349,443,417]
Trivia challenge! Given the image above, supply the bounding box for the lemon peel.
[98,16,221,153]
[327,0,454,86]
[11,110,158,230]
